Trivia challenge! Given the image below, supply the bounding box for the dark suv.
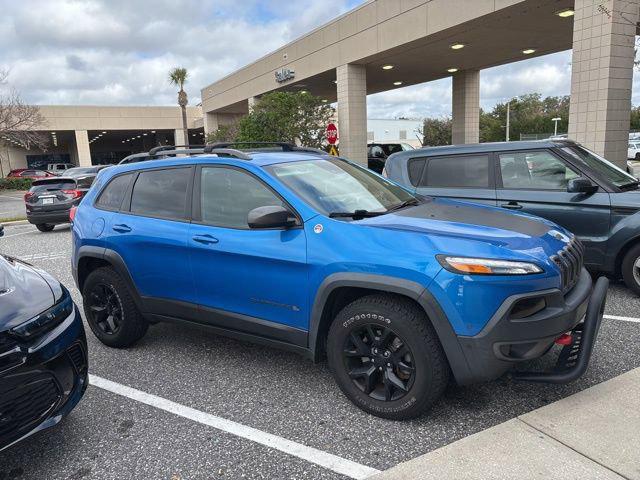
[384,139,640,294]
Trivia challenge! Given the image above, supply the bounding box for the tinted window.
[369,146,385,158]
[562,145,636,188]
[30,180,75,193]
[499,151,578,190]
[408,158,426,186]
[96,174,133,211]
[130,168,190,220]
[421,155,489,188]
[200,167,284,228]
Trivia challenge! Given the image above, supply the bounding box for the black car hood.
[0,254,57,331]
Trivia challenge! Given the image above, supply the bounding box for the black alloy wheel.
[343,324,415,402]
[86,283,123,335]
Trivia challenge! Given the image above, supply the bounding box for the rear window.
[96,174,133,211]
[130,168,190,220]
[419,155,490,188]
[29,179,76,192]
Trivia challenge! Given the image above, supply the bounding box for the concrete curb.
[371,368,640,480]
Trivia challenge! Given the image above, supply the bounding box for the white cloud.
[2,1,639,117]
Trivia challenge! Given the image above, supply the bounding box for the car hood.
[0,254,59,331]
[357,197,568,263]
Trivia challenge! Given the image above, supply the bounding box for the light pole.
[552,117,561,137]
[505,100,510,142]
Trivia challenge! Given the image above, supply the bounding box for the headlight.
[437,255,543,275]
[10,287,74,339]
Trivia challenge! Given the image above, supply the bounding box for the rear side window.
[130,168,190,220]
[407,158,426,186]
[96,174,133,211]
[199,167,284,228]
[420,155,490,188]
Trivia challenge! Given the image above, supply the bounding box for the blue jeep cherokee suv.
[72,144,607,419]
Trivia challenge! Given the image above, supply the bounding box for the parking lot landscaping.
[1,222,639,479]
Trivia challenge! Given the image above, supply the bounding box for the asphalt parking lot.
[0,191,26,222]
[1,223,639,480]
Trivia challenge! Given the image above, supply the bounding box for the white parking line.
[604,314,640,324]
[89,374,380,479]
[1,230,34,238]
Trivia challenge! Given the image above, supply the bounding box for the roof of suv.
[394,139,577,158]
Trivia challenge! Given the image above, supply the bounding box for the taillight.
[69,206,77,222]
[62,189,83,199]
[24,192,34,202]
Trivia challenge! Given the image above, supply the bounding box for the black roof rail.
[209,141,328,156]
[118,145,254,165]
[148,144,205,156]
[210,141,296,151]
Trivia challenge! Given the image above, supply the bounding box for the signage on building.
[326,123,338,145]
[275,68,295,83]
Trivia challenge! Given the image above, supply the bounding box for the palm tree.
[169,67,189,146]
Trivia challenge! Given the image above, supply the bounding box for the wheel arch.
[76,247,144,310]
[614,234,640,277]
[308,273,473,384]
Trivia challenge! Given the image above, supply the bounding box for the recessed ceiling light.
[322,99,328,103]
[382,64,394,70]
[151,130,156,133]
[522,48,536,54]
[300,90,308,94]
[447,68,458,73]
[555,8,574,17]
[333,80,337,84]
[393,81,403,86]
[143,133,147,136]
[450,43,465,50]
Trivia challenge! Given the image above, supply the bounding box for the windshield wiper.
[619,180,640,190]
[386,198,420,213]
[329,209,386,220]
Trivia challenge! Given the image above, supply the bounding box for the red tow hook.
[555,333,573,346]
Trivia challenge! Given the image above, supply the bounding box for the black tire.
[327,293,449,420]
[82,267,148,347]
[35,224,55,232]
[621,244,640,295]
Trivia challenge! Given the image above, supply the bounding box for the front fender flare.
[308,273,473,384]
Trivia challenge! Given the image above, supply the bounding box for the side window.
[130,168,190,220]
[199,167,284,229]
[407,158,426,186]
[420,155,490,188]
[499,151,579,190]
[96,174,133,211]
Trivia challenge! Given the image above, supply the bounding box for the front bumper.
[456,268,604,384]
[0,306,88,451]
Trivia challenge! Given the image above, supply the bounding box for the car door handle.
[112,224,132,233]
[193,234,219,245]
[500,202,523,210]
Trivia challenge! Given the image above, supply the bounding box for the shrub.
[0,177,32,191]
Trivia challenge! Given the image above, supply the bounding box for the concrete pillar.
[452,70,480,144]
[174,128,186,146]
[248,96,259,112]
[568,0,639,168]
[74,130,92,166]
[204,112,219,136]
[337,64,367,166]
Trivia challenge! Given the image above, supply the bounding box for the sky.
[0,0,638,119]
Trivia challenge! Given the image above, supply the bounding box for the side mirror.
[567,177,598,194]
[248,205,298,229]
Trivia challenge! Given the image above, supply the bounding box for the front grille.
[0,378,61,439]
[551,237,584,294]
[67,343,87,373]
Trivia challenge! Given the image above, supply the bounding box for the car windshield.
[561,145,638,188]
[266,158,416,216]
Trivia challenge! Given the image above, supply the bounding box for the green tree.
[235,91,334,148]
[631,105,640,132]
[422,117,452,146]
[168,67,189,147]
[206,122,240,144]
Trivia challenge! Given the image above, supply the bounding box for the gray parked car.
[384,139,640,294]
